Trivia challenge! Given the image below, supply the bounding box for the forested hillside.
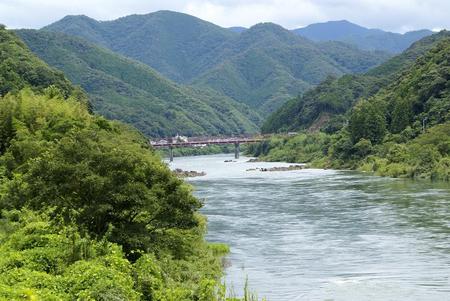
[193,23,390,114]
[0,25,79,98]
[262,31,450,133]
[0,26,245,300]
[293,20,433,53]
[16,29,261,137]
[42,11,236,83]
[250,34,450,181]
[43,11,391,115]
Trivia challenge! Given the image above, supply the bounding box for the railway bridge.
[150,136,267,162]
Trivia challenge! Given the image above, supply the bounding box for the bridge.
[150,136,267,162]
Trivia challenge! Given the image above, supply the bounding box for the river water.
[169,154,450,301]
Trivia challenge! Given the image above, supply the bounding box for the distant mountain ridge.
[44,11,236,83]
[193,22,391,113]
[228,26,247,33]
[43,11,391,115]
[16,29,261,137]
[293,20,433,53]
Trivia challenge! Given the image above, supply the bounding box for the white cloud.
[0,0,449,32]
[183,0,325,28]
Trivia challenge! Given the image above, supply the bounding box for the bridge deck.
[151,138,264,148]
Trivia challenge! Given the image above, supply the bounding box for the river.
[169,154,450,301]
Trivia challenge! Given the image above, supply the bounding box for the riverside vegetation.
[0,26,265,300]
[249,32,450,181]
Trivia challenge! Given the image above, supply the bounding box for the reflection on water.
[170,154,450,301]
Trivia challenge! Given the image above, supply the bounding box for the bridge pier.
[234,142,240,159]
[169,146,174,162]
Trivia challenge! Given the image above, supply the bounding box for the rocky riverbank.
[246,164,307,172]
[173,168,206,178]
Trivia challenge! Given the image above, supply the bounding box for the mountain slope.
[16,29,260,137]
[0,26,90,155]
[0,25,77,97]
[228,26,247,33]
[43,11,236,83]
[193,23,390,114]
[251,36,450,181]
[44,12,391,115]
[263,31,450,133]
[294,20,373,41]
[293,20,433,53]
[372,38,450,134]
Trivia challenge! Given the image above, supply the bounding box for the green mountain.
[262,31,450,133]
[364,38,450,135]
[16,29,261,138]
[193,23,391,114]
[293,20,433,53]
[43,11,390,115]
[0,25,78,98]
[43,11,236,83]
[250,35,450,180]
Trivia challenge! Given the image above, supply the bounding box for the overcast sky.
[0,0,448,32]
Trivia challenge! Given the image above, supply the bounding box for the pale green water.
[170,154,450,301]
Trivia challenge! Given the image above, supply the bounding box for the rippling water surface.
[170,154,450,301]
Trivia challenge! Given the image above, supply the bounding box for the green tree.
[390,97,413,133]
[0,91,201,259]
[353,138,373,158]
[349,100,386,144]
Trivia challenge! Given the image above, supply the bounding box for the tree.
[390,97,413,133]
[349,99,386,144]
[0,97,16,155]
[0,91,201,259]
[353,138,373,158]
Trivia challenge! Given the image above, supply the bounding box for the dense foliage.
[16,29,261,138]
[0,90,227,296]
[250,36,450,181]
[43,11,390,116]
[0,89,257,300]
[293,20,432,53]
[261,74,385,133]
[263,31,450,134]
[158,144,237,158]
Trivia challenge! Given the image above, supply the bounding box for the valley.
[0,5,449,301]
[24,11,393,135]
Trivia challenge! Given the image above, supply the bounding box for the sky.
[0,0,448,33]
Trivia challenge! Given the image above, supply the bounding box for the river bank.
[246,124,450,182]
